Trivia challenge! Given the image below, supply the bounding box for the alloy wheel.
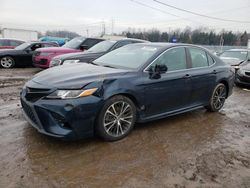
[103,101,133,137]
[1,57,14,68]
[212,85,226,110]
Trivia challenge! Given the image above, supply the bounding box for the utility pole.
[86,29,89,37]
[111,18,115,35]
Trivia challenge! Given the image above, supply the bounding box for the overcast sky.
[0,0,250,36]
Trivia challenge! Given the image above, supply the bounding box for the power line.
[130,0,204,25]
[153,0,250,24]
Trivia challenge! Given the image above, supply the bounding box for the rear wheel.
[0,56,15,68]
[206,83,227,112]
[96,95,136,141]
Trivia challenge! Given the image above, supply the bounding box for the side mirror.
[148,64,168,79]
[80,44,89,51]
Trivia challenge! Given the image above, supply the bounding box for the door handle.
[183,74,192,78]
[212,70,217,74]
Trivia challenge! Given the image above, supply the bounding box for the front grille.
[21,99,38,125]
[245,72,250,76]
[38,59,48,65]
[25,87,52,102]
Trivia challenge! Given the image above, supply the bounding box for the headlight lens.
[50,59,62,67]
[47,88,98,99]
[233,65,240,70]
[63,59,80,65]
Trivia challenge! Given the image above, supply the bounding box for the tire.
[206,83,227,112]
[96,95,136,141]
[0,56,15,68]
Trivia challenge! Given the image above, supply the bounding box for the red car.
[0,38,25,49]
[33,37,104,68]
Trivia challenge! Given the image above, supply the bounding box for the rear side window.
[189,48,208,68]
[113,41,133,49]
[83,39,102,49]
[207,54,215,66]
[150,47,187,72]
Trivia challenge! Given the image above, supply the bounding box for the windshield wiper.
[89,62,99,66]
[102,64,117,69]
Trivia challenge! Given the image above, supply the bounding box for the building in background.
[0,28,38,41]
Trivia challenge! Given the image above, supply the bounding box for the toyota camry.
[20,43,234,141]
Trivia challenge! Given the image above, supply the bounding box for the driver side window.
[150,47,187,72]
[30,44,42,51]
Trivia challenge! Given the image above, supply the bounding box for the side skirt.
[137,105,205,123]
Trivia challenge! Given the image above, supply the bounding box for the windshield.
[87,41,116,53]
[62,37,85,49]
[15,42,31,50]
[220,51,248,61]
[93,45,159,70]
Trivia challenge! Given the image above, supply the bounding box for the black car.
[21,43,234,141]
[0,41,59,68]
[235,62,250,87]
[50,38,148,67]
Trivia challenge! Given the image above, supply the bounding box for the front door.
[141,47,193,117]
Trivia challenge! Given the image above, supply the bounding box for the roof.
[0,38,25,42]
[119,38,149,42]
[226,49,249,52]
[131,42,202,48]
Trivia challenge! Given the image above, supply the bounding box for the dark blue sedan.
[20,43,234,141]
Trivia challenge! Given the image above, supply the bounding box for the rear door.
[186,47,217,106]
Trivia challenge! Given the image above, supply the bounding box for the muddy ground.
[0,68,249,188]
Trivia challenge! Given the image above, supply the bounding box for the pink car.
[33,37,104,68]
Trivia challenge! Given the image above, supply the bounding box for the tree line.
[123,28,249,46]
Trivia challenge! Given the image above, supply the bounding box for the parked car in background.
[33,37,104,68]
[0,41,58,68]
[0,38,25,49]
[21,43,234,141]
[235,62,250,87]
[50,38,148,67]
[219,49,249,70]
[39,36,69,46]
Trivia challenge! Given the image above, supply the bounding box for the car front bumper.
[20,89,103,140]
[235,73,250,86]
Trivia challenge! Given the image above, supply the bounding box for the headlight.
[63,59,80,65]
[233,65,240,70]
[47,88,98,99]
[50,59,62,67]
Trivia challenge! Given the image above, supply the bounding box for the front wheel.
[96,95,136,141]
[206,83,227,112]
[0,56,15,68]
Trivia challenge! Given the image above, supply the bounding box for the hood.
[36,47,80,53]
[220,57,244,66]
[30,63,130,89]
[55,51,105,61]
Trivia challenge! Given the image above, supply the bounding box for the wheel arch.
[218,79,229,98]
